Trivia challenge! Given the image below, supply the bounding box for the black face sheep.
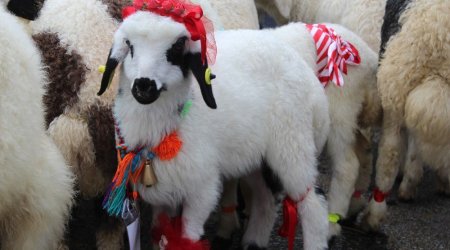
[98,1,331,249]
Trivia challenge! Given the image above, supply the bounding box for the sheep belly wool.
[363,0,450,230]
[0,5,74,250]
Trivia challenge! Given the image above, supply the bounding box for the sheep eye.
[125,39,134,58]
[166,36,189,77]
[173,37,187,53]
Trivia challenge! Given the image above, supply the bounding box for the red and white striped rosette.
[306,23,361,87]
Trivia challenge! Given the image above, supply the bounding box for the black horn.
[98,49,119,96]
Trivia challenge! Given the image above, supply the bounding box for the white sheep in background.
[98,3,331,249]
[209,0,259,29]
[0,5,74,249]
[256,0,385,53]
[254,0,384,228]
[362,0,450,231]
[273,22,380,238]
[217,21,381,242]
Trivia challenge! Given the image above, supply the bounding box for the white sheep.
[21,0,260,248]
[253,0,384,228]
[98,3,330,249]
[272,22,380,238]
[362,0,450,231]
[0,5,74,249]
[256,0,385,53]
[217,22,380,244]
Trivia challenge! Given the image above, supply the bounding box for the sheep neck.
[114,82,192,151]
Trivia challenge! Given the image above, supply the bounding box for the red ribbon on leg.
[278,197,298,250]
[151,213,209,250]
[279,188,310,250]
[372,187,389,203]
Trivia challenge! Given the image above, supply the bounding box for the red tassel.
[278,197,298,250]
[151,213,210,250]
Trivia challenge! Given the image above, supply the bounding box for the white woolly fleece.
[0,5,74,249]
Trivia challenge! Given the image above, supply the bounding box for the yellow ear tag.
[328,213,341,224]
[98,65,106,73]
[205,67,212,85]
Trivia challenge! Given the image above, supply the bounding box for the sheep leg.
[241,170,277,249]
[96,215,124,250]
[266,137,328,249]
[362,109,406,231]
[398,136,423,201]
[348,130,373,217]
[182,178,221,241]
[216,179,241,239]
[326,125,359,237]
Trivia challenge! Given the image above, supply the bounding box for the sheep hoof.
[211,236,233,250]
[398,187,416,202]
[328,222,342,239]
[437,180,450,197]
[348,196,368,217]
[360,200,387,232]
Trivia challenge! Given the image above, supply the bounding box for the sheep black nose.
[134,78,156,92]
[132,78,161,105]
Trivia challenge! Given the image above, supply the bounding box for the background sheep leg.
[362,109,406,230]
[95,215,124,250]
[241,171,277,249]
[266,130,328,249]
[326,125,359,237]
[398,136,423,201]
[348,131,373,217]
[216,179,241,240]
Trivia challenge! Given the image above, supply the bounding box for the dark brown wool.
[32,32,88,127]
[101,0,131,21]
[87,105,118,180]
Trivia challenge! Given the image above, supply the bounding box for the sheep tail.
[152,213,210,250]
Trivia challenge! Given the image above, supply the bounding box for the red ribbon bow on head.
[306,23,361,87]
[122,0,216,65]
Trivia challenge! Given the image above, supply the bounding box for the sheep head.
[98,8,217,109]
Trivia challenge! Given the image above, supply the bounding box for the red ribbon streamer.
[278,197,298,250]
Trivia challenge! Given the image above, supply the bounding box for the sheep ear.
[188,53,217,109]
[7,0,44,20]
[98,43,128,96]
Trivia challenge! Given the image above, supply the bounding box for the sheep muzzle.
[131,77,163,105]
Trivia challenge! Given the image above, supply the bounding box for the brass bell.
[141,159,158,187]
